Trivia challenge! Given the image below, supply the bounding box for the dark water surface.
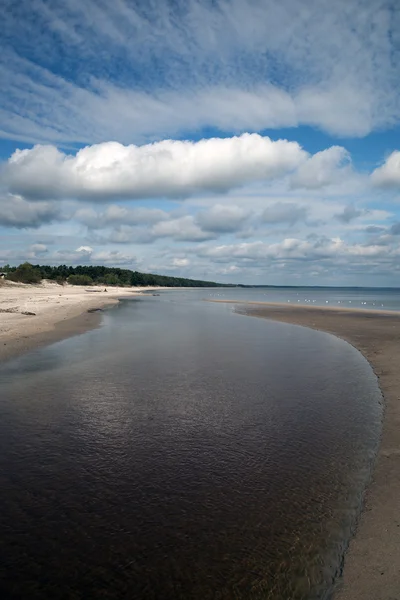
[0,294,382,599]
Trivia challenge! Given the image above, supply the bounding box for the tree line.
[0,262,232,288]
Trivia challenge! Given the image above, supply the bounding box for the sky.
[1,0,400,286]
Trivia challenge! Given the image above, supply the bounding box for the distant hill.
[1,262,235,288]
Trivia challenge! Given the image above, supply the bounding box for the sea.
[0,286,390,599]
[204,285,400,311]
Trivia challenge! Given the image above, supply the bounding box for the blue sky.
[1,0,400,285]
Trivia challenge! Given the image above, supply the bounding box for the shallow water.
[0,295,382,599]
[205,285,400,312]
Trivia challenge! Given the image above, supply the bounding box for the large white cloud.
[2,135,308,201]
[371,151,400,187]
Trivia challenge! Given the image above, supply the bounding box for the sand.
[212,300,400,599]
[0,280,158,363]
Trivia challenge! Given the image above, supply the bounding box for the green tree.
[68,274,94,286]
[104,273,121,286]
[7,262,42,284]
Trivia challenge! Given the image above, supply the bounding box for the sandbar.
[211,299,400,600]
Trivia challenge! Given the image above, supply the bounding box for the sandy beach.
[0,280,158,363]
[213,300,400,600]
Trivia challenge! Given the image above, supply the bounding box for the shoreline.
[0,281,158,363]
[212,299,400,599]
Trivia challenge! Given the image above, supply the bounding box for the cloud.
[89,249,136,266]
[335,205,366,223]
[290,146,351,189]
[0,243,138,268]
[36,246,138,267]
[2,135,307,201]
[76,246,94,258]
[88,207,251,244]
[0,194,60,228]
[365,225,387,234]
[261,202,308,225]
[371,151,400,187]
[24,243,50,260]
[195,204,250,232]
[151,216,215,242]
[390,222,400,235]
[101,226,154,245]
[29,243,48,254]
[1,0,398,143]
[196,235,399,264]
[75,205,169,228]
[172,258,189,267]
[217,265,242,275]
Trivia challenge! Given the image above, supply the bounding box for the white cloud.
[2,135,307,201]
[290,146,351,189]
[197,235,396,263]
[76,245,93,255]
[25,243,49,260]
[172,258,189,267]
[1,1,399,142]
[29,243,48,254]
[371,151,400,187]
[151,216,215,242]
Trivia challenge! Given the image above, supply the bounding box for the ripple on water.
[0,296,382,599]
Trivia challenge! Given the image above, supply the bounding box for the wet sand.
[0,280,157,363]
[214,300,400,599]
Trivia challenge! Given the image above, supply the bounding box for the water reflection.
[0,296,382,599]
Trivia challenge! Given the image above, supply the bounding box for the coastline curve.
[222,300,400,599]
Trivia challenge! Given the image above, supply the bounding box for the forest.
[1,262,232,288]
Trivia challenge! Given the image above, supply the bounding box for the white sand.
[0,279,157,349]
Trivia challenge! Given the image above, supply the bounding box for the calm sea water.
[0,293,382,599]
[204,285,400,311]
